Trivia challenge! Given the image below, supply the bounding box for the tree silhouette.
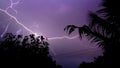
[0,33,62,68]
[64,0,120,68]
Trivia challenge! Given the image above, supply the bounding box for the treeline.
[0,33,62,68]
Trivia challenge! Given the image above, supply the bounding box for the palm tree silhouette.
[64,0,120,68]
[65,0,120,52]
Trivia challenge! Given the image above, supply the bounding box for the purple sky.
[0,0,103,68]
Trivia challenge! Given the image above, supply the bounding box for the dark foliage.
[0,33,62,68]
[64,0,120,68]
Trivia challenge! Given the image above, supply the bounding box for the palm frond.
[64,24,108,48]
[89,12,111,29]
[64,25,78,34]
[78,25,90,39]
[78,25,108,47]
[89,12,116,37]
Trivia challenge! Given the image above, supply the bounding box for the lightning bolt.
[6,0,21,13]
[49,46,57,56]
[16,29,22,35]
[0,0,79,40]
[0,0,34,35]
[47,35,79,56]
[1,23,10,37]
[0,9,34,34]
[0,0,79,56]
[48,35,79,40]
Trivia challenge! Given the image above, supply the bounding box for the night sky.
[0,0,103,68]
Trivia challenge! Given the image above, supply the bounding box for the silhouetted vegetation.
[65,0,120,68]
[0,33,62,68]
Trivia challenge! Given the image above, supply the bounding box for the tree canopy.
[0,33,62,68]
